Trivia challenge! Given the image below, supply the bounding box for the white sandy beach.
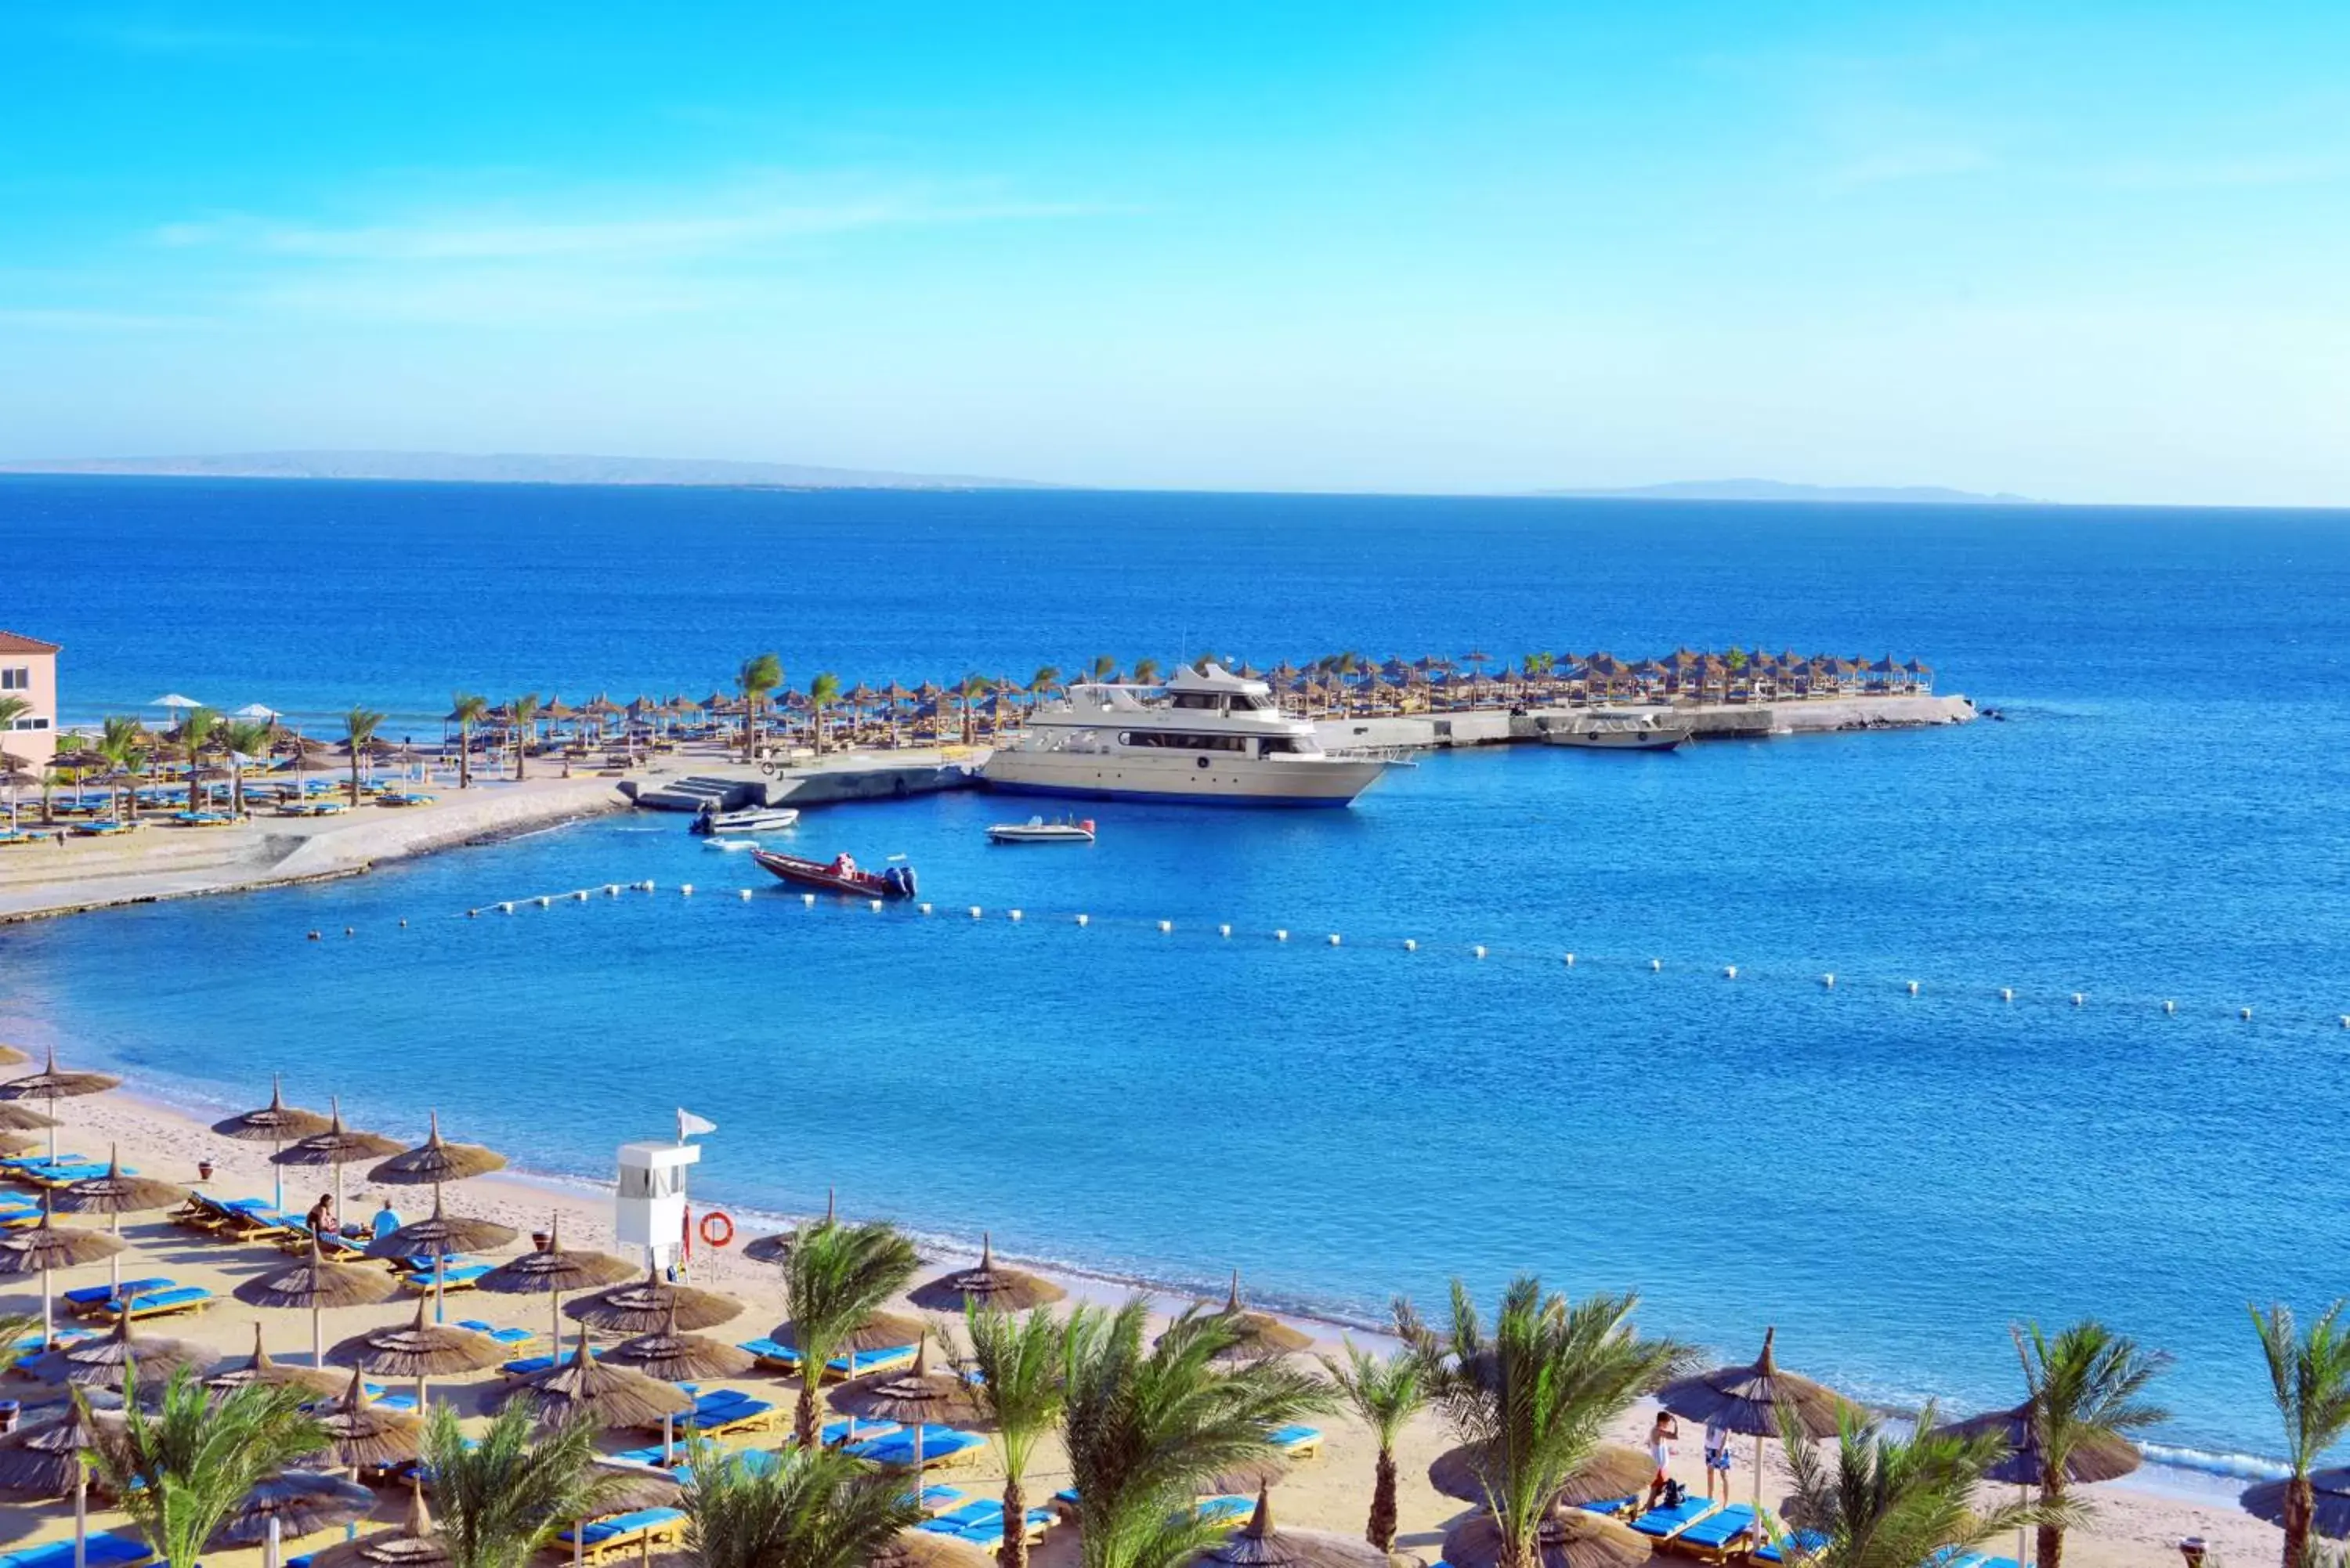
[0,1085,2282,1568]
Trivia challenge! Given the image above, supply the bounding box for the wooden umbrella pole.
[73,1462,86,1568]
[273,1135,284,1212]
[313,1302,324,1368]
[110,1214,122,1294]
[1753,1433,1762,1508]
[41,1263,52,1349]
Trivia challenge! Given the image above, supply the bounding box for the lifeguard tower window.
[617,1166,682,1201]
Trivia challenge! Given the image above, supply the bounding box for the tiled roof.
[0,630,60,654]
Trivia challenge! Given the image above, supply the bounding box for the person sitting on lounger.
[1644,1411,1679,1511]
[306,1193,337,1237]
[372,1198,403,1241]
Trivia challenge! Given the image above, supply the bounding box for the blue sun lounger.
[904,1486,963,1516]
[949,1508,1055,1549]
[400,1261,491,1291]
[456,1319,533,1346]
[63,1278,175,1311]
[832,1344,918,1377]
[0,1530,155,1568]
[674,1389,780,1435]
[1670,1503,1759,1562]
[1748,1529,1828,1565]
[919,1501,1005,1536]
[556,1506,687,1565]
[1629,1496,1721,1544]
[1267,1423,1324,1458]
[501,1353,566,1377]
[736,1336,801,1371]
[1577,1495,1640,1520]
[94,1285,213,1321]
[844,1424,985,1468]
[1195,1496,1255,1526]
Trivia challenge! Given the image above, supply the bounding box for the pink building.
[0,630,60,771]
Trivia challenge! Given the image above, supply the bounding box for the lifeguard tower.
[615,1140,702,1277]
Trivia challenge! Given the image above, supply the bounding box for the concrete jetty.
[1314,692,1974,750]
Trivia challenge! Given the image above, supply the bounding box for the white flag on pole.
[678,1107,718,1141]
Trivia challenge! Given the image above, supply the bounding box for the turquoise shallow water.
[3,477,2348,1464]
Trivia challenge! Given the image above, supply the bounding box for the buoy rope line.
[380,882,2350,1032]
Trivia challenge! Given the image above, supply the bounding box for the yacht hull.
[980,751,1384,807]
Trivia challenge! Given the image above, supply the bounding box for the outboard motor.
[690,804,714,836]
[900,865,918,900]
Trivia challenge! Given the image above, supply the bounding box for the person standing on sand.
[1645,1411,1680,1510]
[1703,1417,1732,1501]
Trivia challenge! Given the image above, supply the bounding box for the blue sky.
[3,3,2346,503]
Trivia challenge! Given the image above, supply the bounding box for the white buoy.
[643,880,656,892]
[801,893,816,908]
[1219,923,1232,938]
[606,884,620,896]
[920,902,932,915]
[2163,999,2175,1013]
[467,909,478,918]
[2241,1006,2254,1021]
[536,896,550,908]
[399,919,407,928]
[868,899,882,912]
[971,906,983,919]
[1650,958,1661,972]
[1563,952,1575,966]
[2339,1016,2348,1029]
[2001,987,2014,1002]
[738,888,752,901]
[1328,933,1341,946]
[1159,919,1173,934]
[2071,992,2084,1006]
[1473,945,1487,959]
[498,901,514,914]
[1723,965,1737,980]
[1403,938,1417,952]
[1821,974,1835,988]
[574,890,588,902]
[1907,980,1919,995]
[681,884,693,897]
[1275,929,1289,941]
[1074,913,1088,926]
[1009,909,1022,922]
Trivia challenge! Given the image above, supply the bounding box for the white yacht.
[981,663,1390,807]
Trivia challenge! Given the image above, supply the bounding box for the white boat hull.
[1546,727,1690,751]
[981,750,1386,807]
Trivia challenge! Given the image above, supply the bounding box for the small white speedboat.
[987,815,1097,844]
[1546,714,1693,751]
[692,805,801,836]
[702,836,762,852]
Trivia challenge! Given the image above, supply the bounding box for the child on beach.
[1644,1411,1680,1510]
[1704,1418,1733,1501]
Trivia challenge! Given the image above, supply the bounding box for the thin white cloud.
[2084,154,2348,191]
[1822,143,1992,191]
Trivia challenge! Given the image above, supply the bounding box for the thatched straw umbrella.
[27,1307,210,1393]
[477,1215,637,1353]
[608,1299,754,1461]
[872,1530,989,1568]
[1207,1455,1293,1495]
[364,1183,517,1321]
[1656,1328,1860,1506]
[235,1237,402,1367]
[0,1129,40,1158]
[330,1294,506,1413]
[208,1321,345,1398]
[742,1189,833,1266]
[0,1044,27,1068]
[0,1190,125,1346]
[2243,1469,2350,1543]
[211,1470,377,1568]
[1942,1399,2144,1568]
[497,1328,691,1431]
[1440,1501,1649,1568]
[310,1485,448,1568]
[910,1234,1067,1313]
[214,1076,334,1211]
[316,1368,425,1472]
[1426,1442,1654,1508]
[1181,1273,1311,1362]
[0,1403,118,1568]
[273,1096,403,1223]
[566,1264,743,1335]
[771,1306,926,1358]
[831,1336,986,1468]
[0,1048,121,1163]
[1198,1488,1395,1568]
[56,1144,190,1294]
[0,1100,54,1131]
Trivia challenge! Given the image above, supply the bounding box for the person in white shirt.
[1644,1411,1680,1510]
[1704,1418,1734,1501]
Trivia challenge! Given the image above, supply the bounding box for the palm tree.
[1321,1338,1425,1551]
[98,714,147,821]
[963,1305,1068,1568]
[1131,657,1161,685]
[781,1219,920,1449]
[1773,1400,2077,1568]
[2012,1320,2171,1568]
[450,693,489,789]
[175,705,219,812]
[1399,1279,1692,1568]
[425,1404,620,1568]
[342,707,385,805]
[956,674,989,746]
[1060,1298,1333,1568]
[808,673,841,757]
[2252,1302,2350,1568]
[681,1436,917,1568]
[1027,667,1060,715]
[1087,654,1117,683]
[219,719,273,815]
[739,654,783,761]
[509,694,540,780]
[82,1369,328,1568]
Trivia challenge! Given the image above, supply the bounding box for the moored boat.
[692,804,801,836]
[752,849,918,899]
[987,816,1097,844]
[1545,712,1692,750]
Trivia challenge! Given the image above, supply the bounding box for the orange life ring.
[699,1211,736,1248]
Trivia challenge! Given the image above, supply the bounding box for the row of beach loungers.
[1551,1491,2025,1568]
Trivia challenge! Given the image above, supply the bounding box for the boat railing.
[1325,744,1420,764]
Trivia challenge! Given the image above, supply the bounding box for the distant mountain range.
[1541,479,2041,505]
[0,450,1048,491]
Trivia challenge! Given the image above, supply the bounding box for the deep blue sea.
[4,475,2349,1467]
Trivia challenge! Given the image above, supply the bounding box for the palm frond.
[423,1404,619,1568]
[84,1369,328,1568]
